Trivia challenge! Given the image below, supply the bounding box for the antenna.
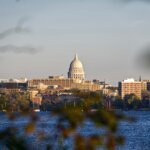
[139,76,142,81]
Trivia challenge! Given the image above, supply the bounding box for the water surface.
[0,111,149,150]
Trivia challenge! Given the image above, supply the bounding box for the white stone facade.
[68,54,85,81]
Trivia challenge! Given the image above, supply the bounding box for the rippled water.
[118,111,150,150]
[0,111,149,150]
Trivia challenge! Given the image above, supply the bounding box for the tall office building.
[68,54,85,81]
[118,78,142,99]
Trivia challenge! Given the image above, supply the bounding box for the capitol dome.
[68,54,85,81]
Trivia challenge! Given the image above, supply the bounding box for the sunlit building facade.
[28,76,101,91]
[28,54,101,91]
[118,78,142,99]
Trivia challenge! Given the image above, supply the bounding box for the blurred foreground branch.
[0,91,134,150]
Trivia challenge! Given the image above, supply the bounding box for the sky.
[0,0,150,85]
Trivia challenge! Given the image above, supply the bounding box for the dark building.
[0,82,27,90]
[147,82,150,91]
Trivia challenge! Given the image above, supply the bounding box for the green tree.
[0,95,7,111]
[124,94,141,110]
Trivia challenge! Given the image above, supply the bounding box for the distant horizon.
[0,69,147,87]
[0,52,149,86]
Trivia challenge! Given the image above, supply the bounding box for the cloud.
[0,17,40,56]
[0,45,40,54]
[0,17,31,40]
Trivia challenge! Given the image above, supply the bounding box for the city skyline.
[1,0,150,85]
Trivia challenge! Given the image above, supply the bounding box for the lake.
[0,111,149,150]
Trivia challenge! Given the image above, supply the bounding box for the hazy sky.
[0,0,150,85]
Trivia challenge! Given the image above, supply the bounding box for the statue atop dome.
[68,54,85,81]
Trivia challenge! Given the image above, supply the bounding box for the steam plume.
[0,17,31,40]
[0,45,40,54]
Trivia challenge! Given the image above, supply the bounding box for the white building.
[68,54,85,81]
